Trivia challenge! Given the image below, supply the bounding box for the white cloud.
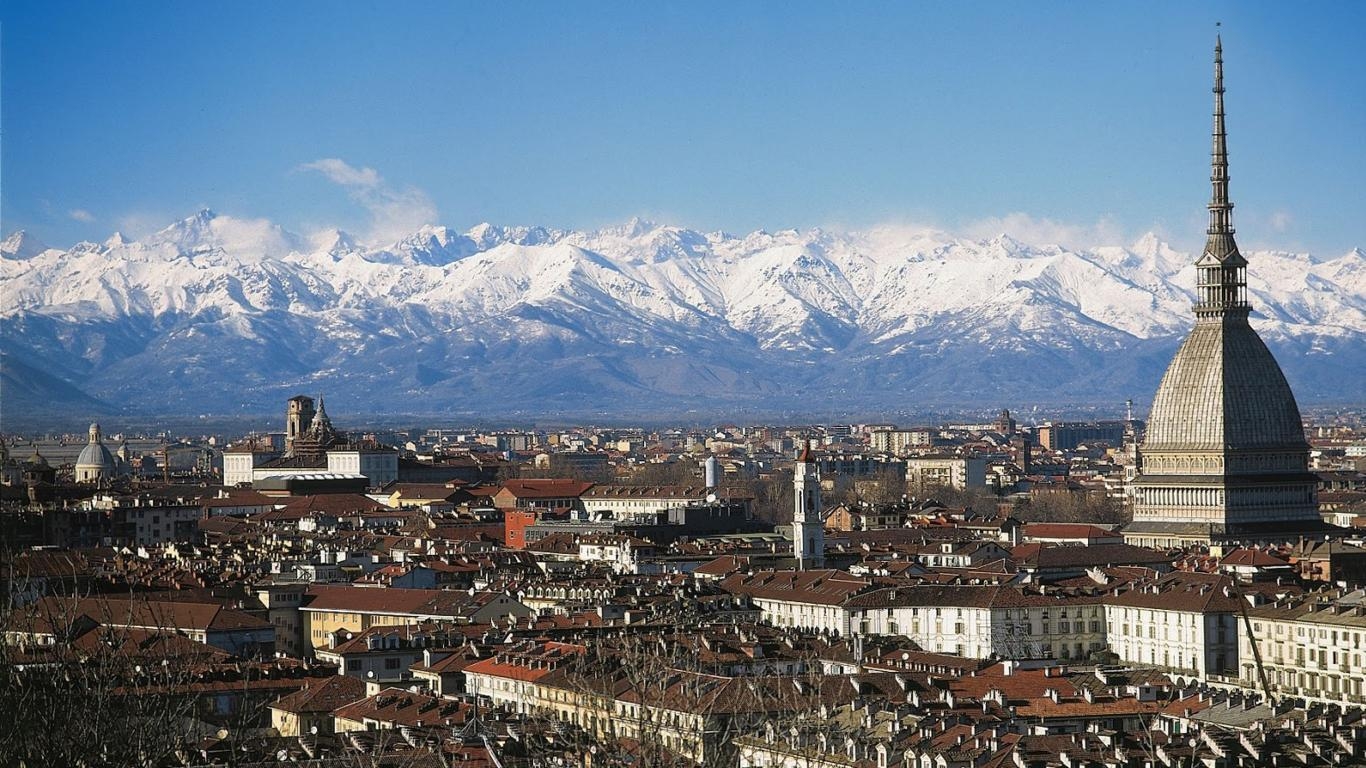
[68,208,96,223]
[208,215,301,258]
[960,212,1129,250]
[301,158,382,188]
[1269,210,1294,233]
[299,158,437,245]
[116,212,169,240]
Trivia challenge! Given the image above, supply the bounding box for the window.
[385,658,401,670]
[346,660,361,672]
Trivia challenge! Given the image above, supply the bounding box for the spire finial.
[1208,28,1232,236]
[1193,30,1250,318]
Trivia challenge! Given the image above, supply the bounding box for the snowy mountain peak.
[311,228,362,254]
[142,209,302,260]
[600,216,657,238]
[465,222,497,241]
[376,225,477,266]
[1130,231,1164,254]
[149,209,221,249]
[1,230,48,260]
[464,223,565,250]
[986,233,1027,254]
[105,232,132,248]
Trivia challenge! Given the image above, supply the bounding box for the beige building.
[1103,572,1242,680]
[1239,591,1366,706]
[719,570,868,635]
[255,581,309,657]
[904,455,985,492]
[581,484,748,521]
[721,572,1105,661]
[844,585,1106,660]
[326,447,398,487]
[298,585,531,656]
[464,638,877,766]
[268,675,366,736]
[869,428,934,456]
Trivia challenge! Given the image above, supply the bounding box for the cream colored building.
[327,448,398,486]
[1102,572,1242,680]
[299,585,531,656]
[869,428,934,456]
[845,585,1106,660]
[904,455,985,492]
[464,639,822,766]
[1238,591,1366,705]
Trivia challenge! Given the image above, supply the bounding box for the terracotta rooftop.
[270,674,366,714]
[719,569,871,606]
[496,479,595,498]
[1105,571,1245,613]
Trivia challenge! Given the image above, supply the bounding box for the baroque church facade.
[222,395,398,488]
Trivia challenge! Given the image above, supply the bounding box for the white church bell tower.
[793,440,825,569]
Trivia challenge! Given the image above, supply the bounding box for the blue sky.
[3,1,1363,256]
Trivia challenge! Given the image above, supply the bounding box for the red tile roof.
[496,479,594,499]
[1105,572,1245,612]
[1022,523,1119,539]
[270,674,366,714]
[719,569,871,606]
[34,596,270,634]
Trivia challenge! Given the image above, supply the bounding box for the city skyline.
[3,2,1364,258]
[6,8,1366,768]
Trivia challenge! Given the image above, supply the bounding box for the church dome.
[76,441,116,469]
[1144,319,1306,451]
[1125,36,1322,550]
[75,423,116,481]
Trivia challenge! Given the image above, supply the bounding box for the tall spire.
[1194,29,1249,317]
[1208,31,1233,237]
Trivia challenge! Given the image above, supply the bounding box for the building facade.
[1239,591,1366,706]
[904,456,986,493]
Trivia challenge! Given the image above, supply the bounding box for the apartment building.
[843,585,1106,660]
[1239,590,1366,706]
[1103,572,1242,680]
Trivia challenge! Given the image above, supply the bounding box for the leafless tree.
[1011,492,1129,524]
[0,551,203,767]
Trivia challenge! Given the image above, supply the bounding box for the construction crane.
[1227,577,1274,701]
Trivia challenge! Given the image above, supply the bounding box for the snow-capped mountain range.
[3,210,1363,420]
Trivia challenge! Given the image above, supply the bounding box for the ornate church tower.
[1125,36,1322,548]
[793,440,825,569]
[285,395,316,456]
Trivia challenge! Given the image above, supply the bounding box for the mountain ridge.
[3,211,1363,421]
